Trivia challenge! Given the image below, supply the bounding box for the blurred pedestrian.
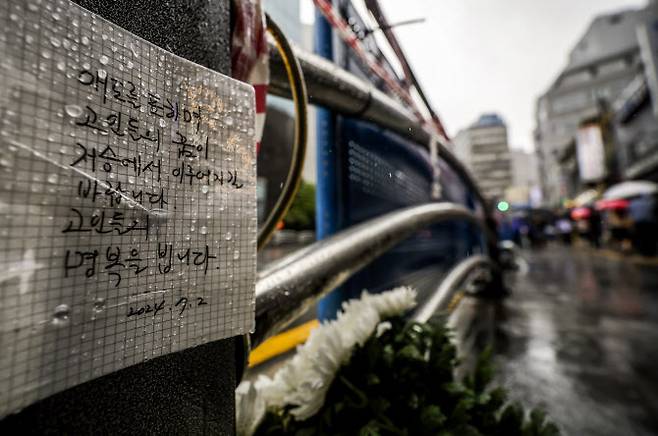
[629,194,657,256]
[608,209,633,252]
[556,215,573,245]
[588,208,602,248]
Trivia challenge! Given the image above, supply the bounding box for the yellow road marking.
[249,319,320,367]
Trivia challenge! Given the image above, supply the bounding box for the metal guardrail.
[268,43,491,213]
[252,202,489,347]
[411,255,493,323]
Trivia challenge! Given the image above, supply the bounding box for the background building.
[534,4,658,205]
[453,114,513,202]
[505,150,542,207]
[613,12,658,182]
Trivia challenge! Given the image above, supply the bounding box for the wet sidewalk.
[492,245,658,436]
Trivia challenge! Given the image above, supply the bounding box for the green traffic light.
[497,201,510,212]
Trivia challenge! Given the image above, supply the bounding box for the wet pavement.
[492,245,658,436]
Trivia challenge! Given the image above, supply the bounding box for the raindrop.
[201,185,209,194]
[99,54,109,65]
[41,50,52,59]
[81,35,90,46]
[129,42,140,57]
[97,69,107,79]
[200,226,208,235]
[52,304,71,326]
[52,12,61,21]
[49,37,61,48]
[93,298,106,312]
[56,60,66,72]
[64,104,83,117]
[47,173,58,184]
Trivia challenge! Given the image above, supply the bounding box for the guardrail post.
[314,5,345,321]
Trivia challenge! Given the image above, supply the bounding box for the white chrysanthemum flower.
[235,286,417,435]
[235,381,266,436]
[376,321,393,337]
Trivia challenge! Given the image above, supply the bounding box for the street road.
[493,245,658,436]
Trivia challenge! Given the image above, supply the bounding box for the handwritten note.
[0,0,256,417]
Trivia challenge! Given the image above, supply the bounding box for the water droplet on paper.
[129,42,140,57]
[56,60,66,72]
[47,173,58,184]
[99,54,109,65]
[201,185,209,194]
[225,116,233,126]
[0,158,10,167]
[233,250,240,260]
[93,298,106,312]
[159,118,166,128]
[64,104,83,117]
[225,231,232,241]
[52,304,71,326]
[81,35,90,46]
[199,226,208,235]
[49,37,61,48]
[97,69,107,79]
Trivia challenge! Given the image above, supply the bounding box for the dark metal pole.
[0,1,239,434]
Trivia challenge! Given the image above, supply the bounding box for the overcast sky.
[376,0,648,151]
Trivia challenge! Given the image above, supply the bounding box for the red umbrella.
[595,199,629,210]
[571,207,591,220]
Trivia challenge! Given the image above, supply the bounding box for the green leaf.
[254,317,559,436]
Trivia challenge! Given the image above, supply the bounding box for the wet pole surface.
[493,245,658,436]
